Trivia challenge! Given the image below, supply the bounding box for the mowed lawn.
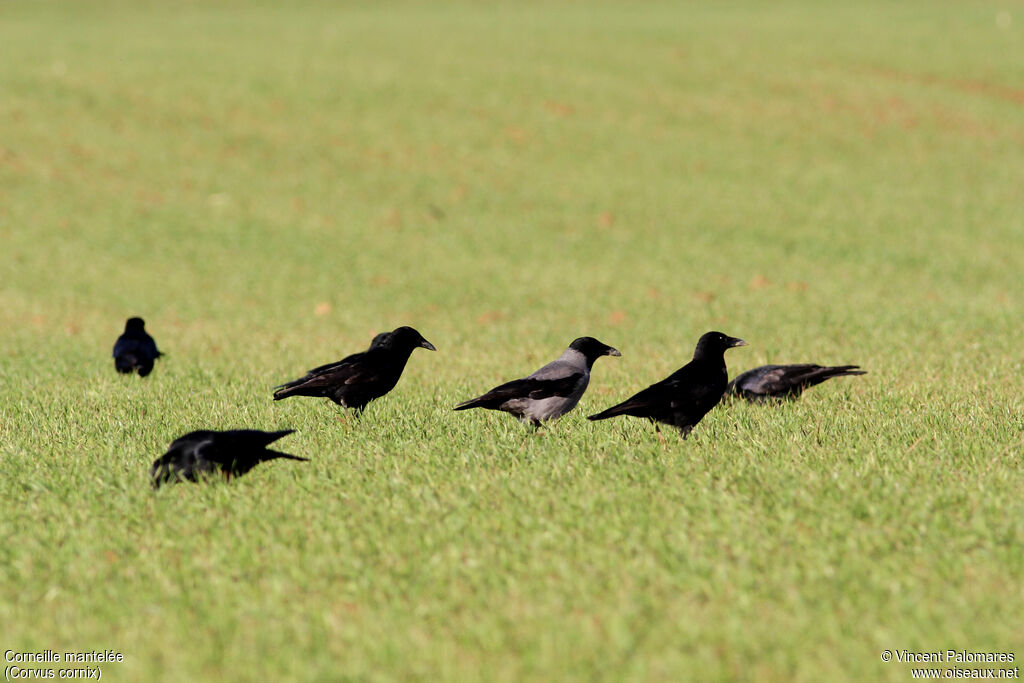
[1,1,1022,680]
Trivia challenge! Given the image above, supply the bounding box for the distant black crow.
[588,331,746,438]
[454,337,621,427]
[727,364,866,402]
[273,326,435,413]
[112,317,162,377]
[150,429,306,488]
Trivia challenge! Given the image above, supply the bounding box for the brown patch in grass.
[608,310,627,325]
[814,67,1020,141]
[135,189,164,206]
[544,100,575,117]
[477,311,503,325]
[869,66,1024,107]
[749,275,771,290]
[505,126,528,145]
[377,208,402,229]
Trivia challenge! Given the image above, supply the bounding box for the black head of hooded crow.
[150,429,307,488]
[454,336,620,428]
[587,330,746,438]
[727,364,866,402]
[113,317,163,377]
[272,326,435,413]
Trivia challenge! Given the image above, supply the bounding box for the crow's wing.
[589,359,723,420]
[456,373,584,410]
[300,350,370,377]
[732,364,864,396]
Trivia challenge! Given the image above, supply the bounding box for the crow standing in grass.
[454,337,621,428]
[150,429,306,488]
[273,326,435,414]
[587,331,746,438]
[727,364,866,402]
[112,317,163,377]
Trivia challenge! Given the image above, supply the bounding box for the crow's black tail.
[262,449,309,463]
[587,403,629,421]
[454,396,486,411]
[272,384,301,400]
[807,365,867,386]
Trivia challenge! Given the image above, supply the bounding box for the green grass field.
[2,1,1022,680]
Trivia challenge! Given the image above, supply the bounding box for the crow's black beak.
[420,340,437,351]
[606,347,622,357]
[729,338,748,348]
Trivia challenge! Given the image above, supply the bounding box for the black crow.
[150,429,306,488]
[454,337,621,428]
[112,317,162,377]
[272,326,435,413]
[587,331,746,438]
[727,364,866,402]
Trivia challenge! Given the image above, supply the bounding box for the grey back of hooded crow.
[727,364,866,402]
[112,317,162,377]
[455,337,620,427]
[273,326,435,413]
[150,429,306,488]
[587,331,746,437]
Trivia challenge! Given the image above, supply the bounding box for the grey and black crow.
[588,331,746,438]
[273,326,435,413]
[454,337,620,428]
[150,429,306,488]
[727,364,866,402]
[113,317,162,377]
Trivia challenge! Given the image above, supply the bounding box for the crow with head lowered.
[727,364,866,402]
[454,336,620,428]
[113,317,162,377]
[273,326,435,414]
[588,331,746,438]
[150,429,307,488]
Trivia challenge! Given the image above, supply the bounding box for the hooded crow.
[273,326,435,413]
[150,429,306,488]
[113,317,162,377]
[454,337,620,428]
[587,331,746,438]
[727,364,866,402]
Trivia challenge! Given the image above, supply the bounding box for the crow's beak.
[606,347,622,357]
[729,338,748,348]
[420,340,437,351]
